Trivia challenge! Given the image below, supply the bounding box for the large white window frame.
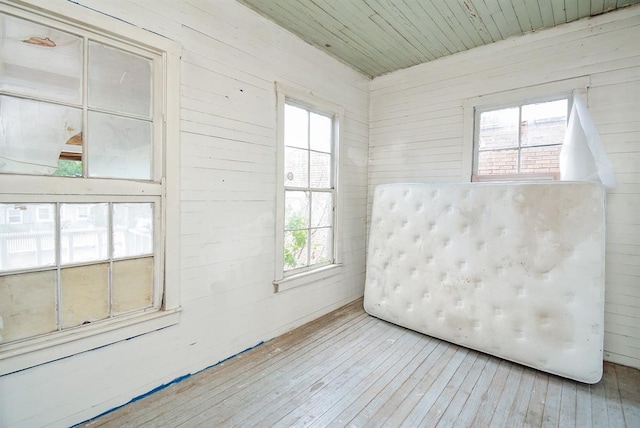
[0,0,181,376]
[462,77,589,182]
[273,83,343,293]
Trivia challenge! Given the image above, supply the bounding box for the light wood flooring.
[83,299,640,427]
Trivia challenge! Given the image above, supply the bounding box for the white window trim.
[462,76,590,182]
[273,82,344,293]
[0,0,181,376]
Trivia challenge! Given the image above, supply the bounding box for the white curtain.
[559,91,616,188]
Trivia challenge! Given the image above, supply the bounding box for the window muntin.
[0,7,166,352]
[283,102,335,274]
[474,98,569,179]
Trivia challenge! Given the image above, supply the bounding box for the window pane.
[112,257,153,314]
[520,145,562,174]
[478,107,519,150]
[61,263,108,328]
[284,230,308,271]
[477,149,518,175]
[60,203,108,264]
[0,96,82,175]
[284,147,308,187]
[0,270,57,343]
[0,13,82,104]
[310,112,332,153]
[284,191,309,231]
[310,227,332,266]
[113,203,153,258]
[521,99,568,147]
[87,111,152,180]
[310,152,331,188]
[54,159,82,177]
[311,192,332,227]
[0,204,55,271]
[88,42,152,117]
[284,104,308,148]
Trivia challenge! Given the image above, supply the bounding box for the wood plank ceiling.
[237,0,640,77]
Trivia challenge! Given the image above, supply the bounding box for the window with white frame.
[6,207,23,225]
[0,3,180,375]
[473,97,570,181]
[36,205,53,222]
[274,84,342,291]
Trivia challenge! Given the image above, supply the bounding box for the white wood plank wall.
[369,5,640,369]
[0,1,369,427]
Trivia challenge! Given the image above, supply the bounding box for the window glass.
[88,42,152,118]
[284,147,308,187]
[521,100,568,147]
[36,206,53,222]
[0,13,82,104]
[285,191,309,230]
[60,203,108,264]
[0,96,82,175]
[284,104,308,149]
[478,107,519,150]
[87,112,152,179]
[310,152,331,188]
[311,192,332,227]
[310,227,331,265]
[113,203,153,258]
[475,97,568,178]
[0,203,56,271]
[310,113,331,152]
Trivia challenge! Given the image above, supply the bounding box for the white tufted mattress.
[364,182,605,383]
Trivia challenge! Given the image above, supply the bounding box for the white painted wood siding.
[0,1,369,427]
[369,6,640,369]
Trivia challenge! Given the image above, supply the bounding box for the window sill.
[472,173,560,182]
[273,263,343,293]
[0,308,181,376]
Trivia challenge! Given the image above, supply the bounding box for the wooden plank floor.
[83,299,640,427]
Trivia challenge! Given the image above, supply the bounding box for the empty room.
[0,0,639,427]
